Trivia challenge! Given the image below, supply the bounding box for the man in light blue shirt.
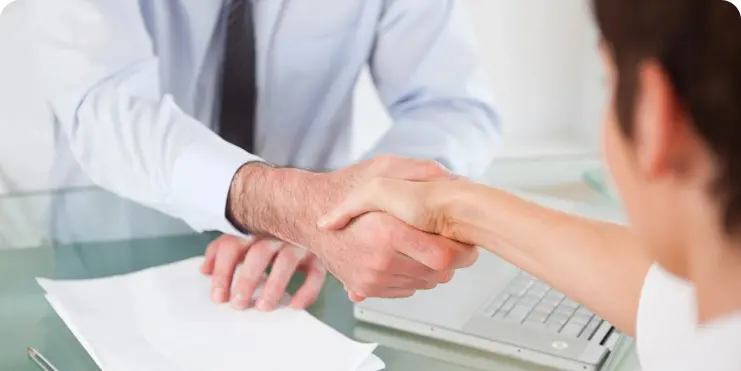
[30,0,497,310]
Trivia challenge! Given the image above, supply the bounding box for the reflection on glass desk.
[0,154,641,370]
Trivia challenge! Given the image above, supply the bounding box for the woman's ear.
[633,60,687,179]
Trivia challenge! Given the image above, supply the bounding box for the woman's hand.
[317,178,471,244]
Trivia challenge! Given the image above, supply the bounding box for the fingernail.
[212,288,225,303]
[232,294,249,310]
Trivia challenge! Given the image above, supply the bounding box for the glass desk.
[0,155,640,371]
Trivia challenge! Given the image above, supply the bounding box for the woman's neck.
[688,234,741,324]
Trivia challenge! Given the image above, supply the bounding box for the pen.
[27,347,60,371]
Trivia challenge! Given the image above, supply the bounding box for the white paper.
[37,257,384,371]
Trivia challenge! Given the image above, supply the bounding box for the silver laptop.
[354,193,626,371]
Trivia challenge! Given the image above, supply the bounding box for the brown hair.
[593,0,741,232]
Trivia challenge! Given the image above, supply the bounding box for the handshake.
[201,155,478,310]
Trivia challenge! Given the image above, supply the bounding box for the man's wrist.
[226,162,322,246]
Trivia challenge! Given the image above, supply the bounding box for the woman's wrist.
[433,181,494,246]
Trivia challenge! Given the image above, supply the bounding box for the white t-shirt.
[636,264,741,371]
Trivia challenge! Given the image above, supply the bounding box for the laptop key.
[569,313,593,327]
[553,306,577,318]
[544,291,565,302]
[579,317,604,340]
[524,319,546,329]
[547,321,565,332]
[486,294,510,315]
[505,304,531,323]
[575,307,594,318]
[500,297,517,314]
[560,323,585,337]
[527,310,549,323]
[547,313,570,326]
[560,299,580,311]
[520,296,541,307]
[493,310,508,321]
[535,301,558,313]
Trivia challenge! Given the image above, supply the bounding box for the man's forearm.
[450,185,651,336]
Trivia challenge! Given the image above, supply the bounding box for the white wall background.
[352,0,606,160]
[0,0,56,194]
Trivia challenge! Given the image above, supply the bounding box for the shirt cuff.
[171,136,264,235]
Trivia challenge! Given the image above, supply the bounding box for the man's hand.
[225,155,479,300]
[200,234,327,311]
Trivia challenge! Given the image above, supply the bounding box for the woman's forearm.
[446,184,652,337]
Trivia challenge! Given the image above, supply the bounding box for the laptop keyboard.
[484,272,604,340]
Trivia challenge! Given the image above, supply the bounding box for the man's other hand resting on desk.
[201,234,326,311]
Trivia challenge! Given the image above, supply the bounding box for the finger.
[232,239,282,310]
[211,241,248,303]
[441,270,456,284]
[291,261,327,309]
[396,228,476,271]
[317,190,379,231]
[201,239,220,275]
[317,178,404,231]
[202,235,255,275]
[388,261,455,287]
[451,245,480,269]
[256,246,306,311]
[369,271,438,290]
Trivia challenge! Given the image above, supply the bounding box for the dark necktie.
[218,0,257,153]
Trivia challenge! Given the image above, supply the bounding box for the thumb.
[317,193,376,231]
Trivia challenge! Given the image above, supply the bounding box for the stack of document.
[37,257,385,371]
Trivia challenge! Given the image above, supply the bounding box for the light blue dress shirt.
[29,0,499,240]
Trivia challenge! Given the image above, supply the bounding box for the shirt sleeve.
[365,0,500,178]
[636,264,697,370]
[29,0,260,234]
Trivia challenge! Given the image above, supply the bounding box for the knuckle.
[371,154,397,174]
[277,249,299,266]
[372,224,394,247]
[238,269,263,286]
[357,272,382,294]
[429,246,455,270]
[463,248,480,268]
[368,254,392,272]
[250,242,272,257]
[364,271,384,287]
[423,160,446,177]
